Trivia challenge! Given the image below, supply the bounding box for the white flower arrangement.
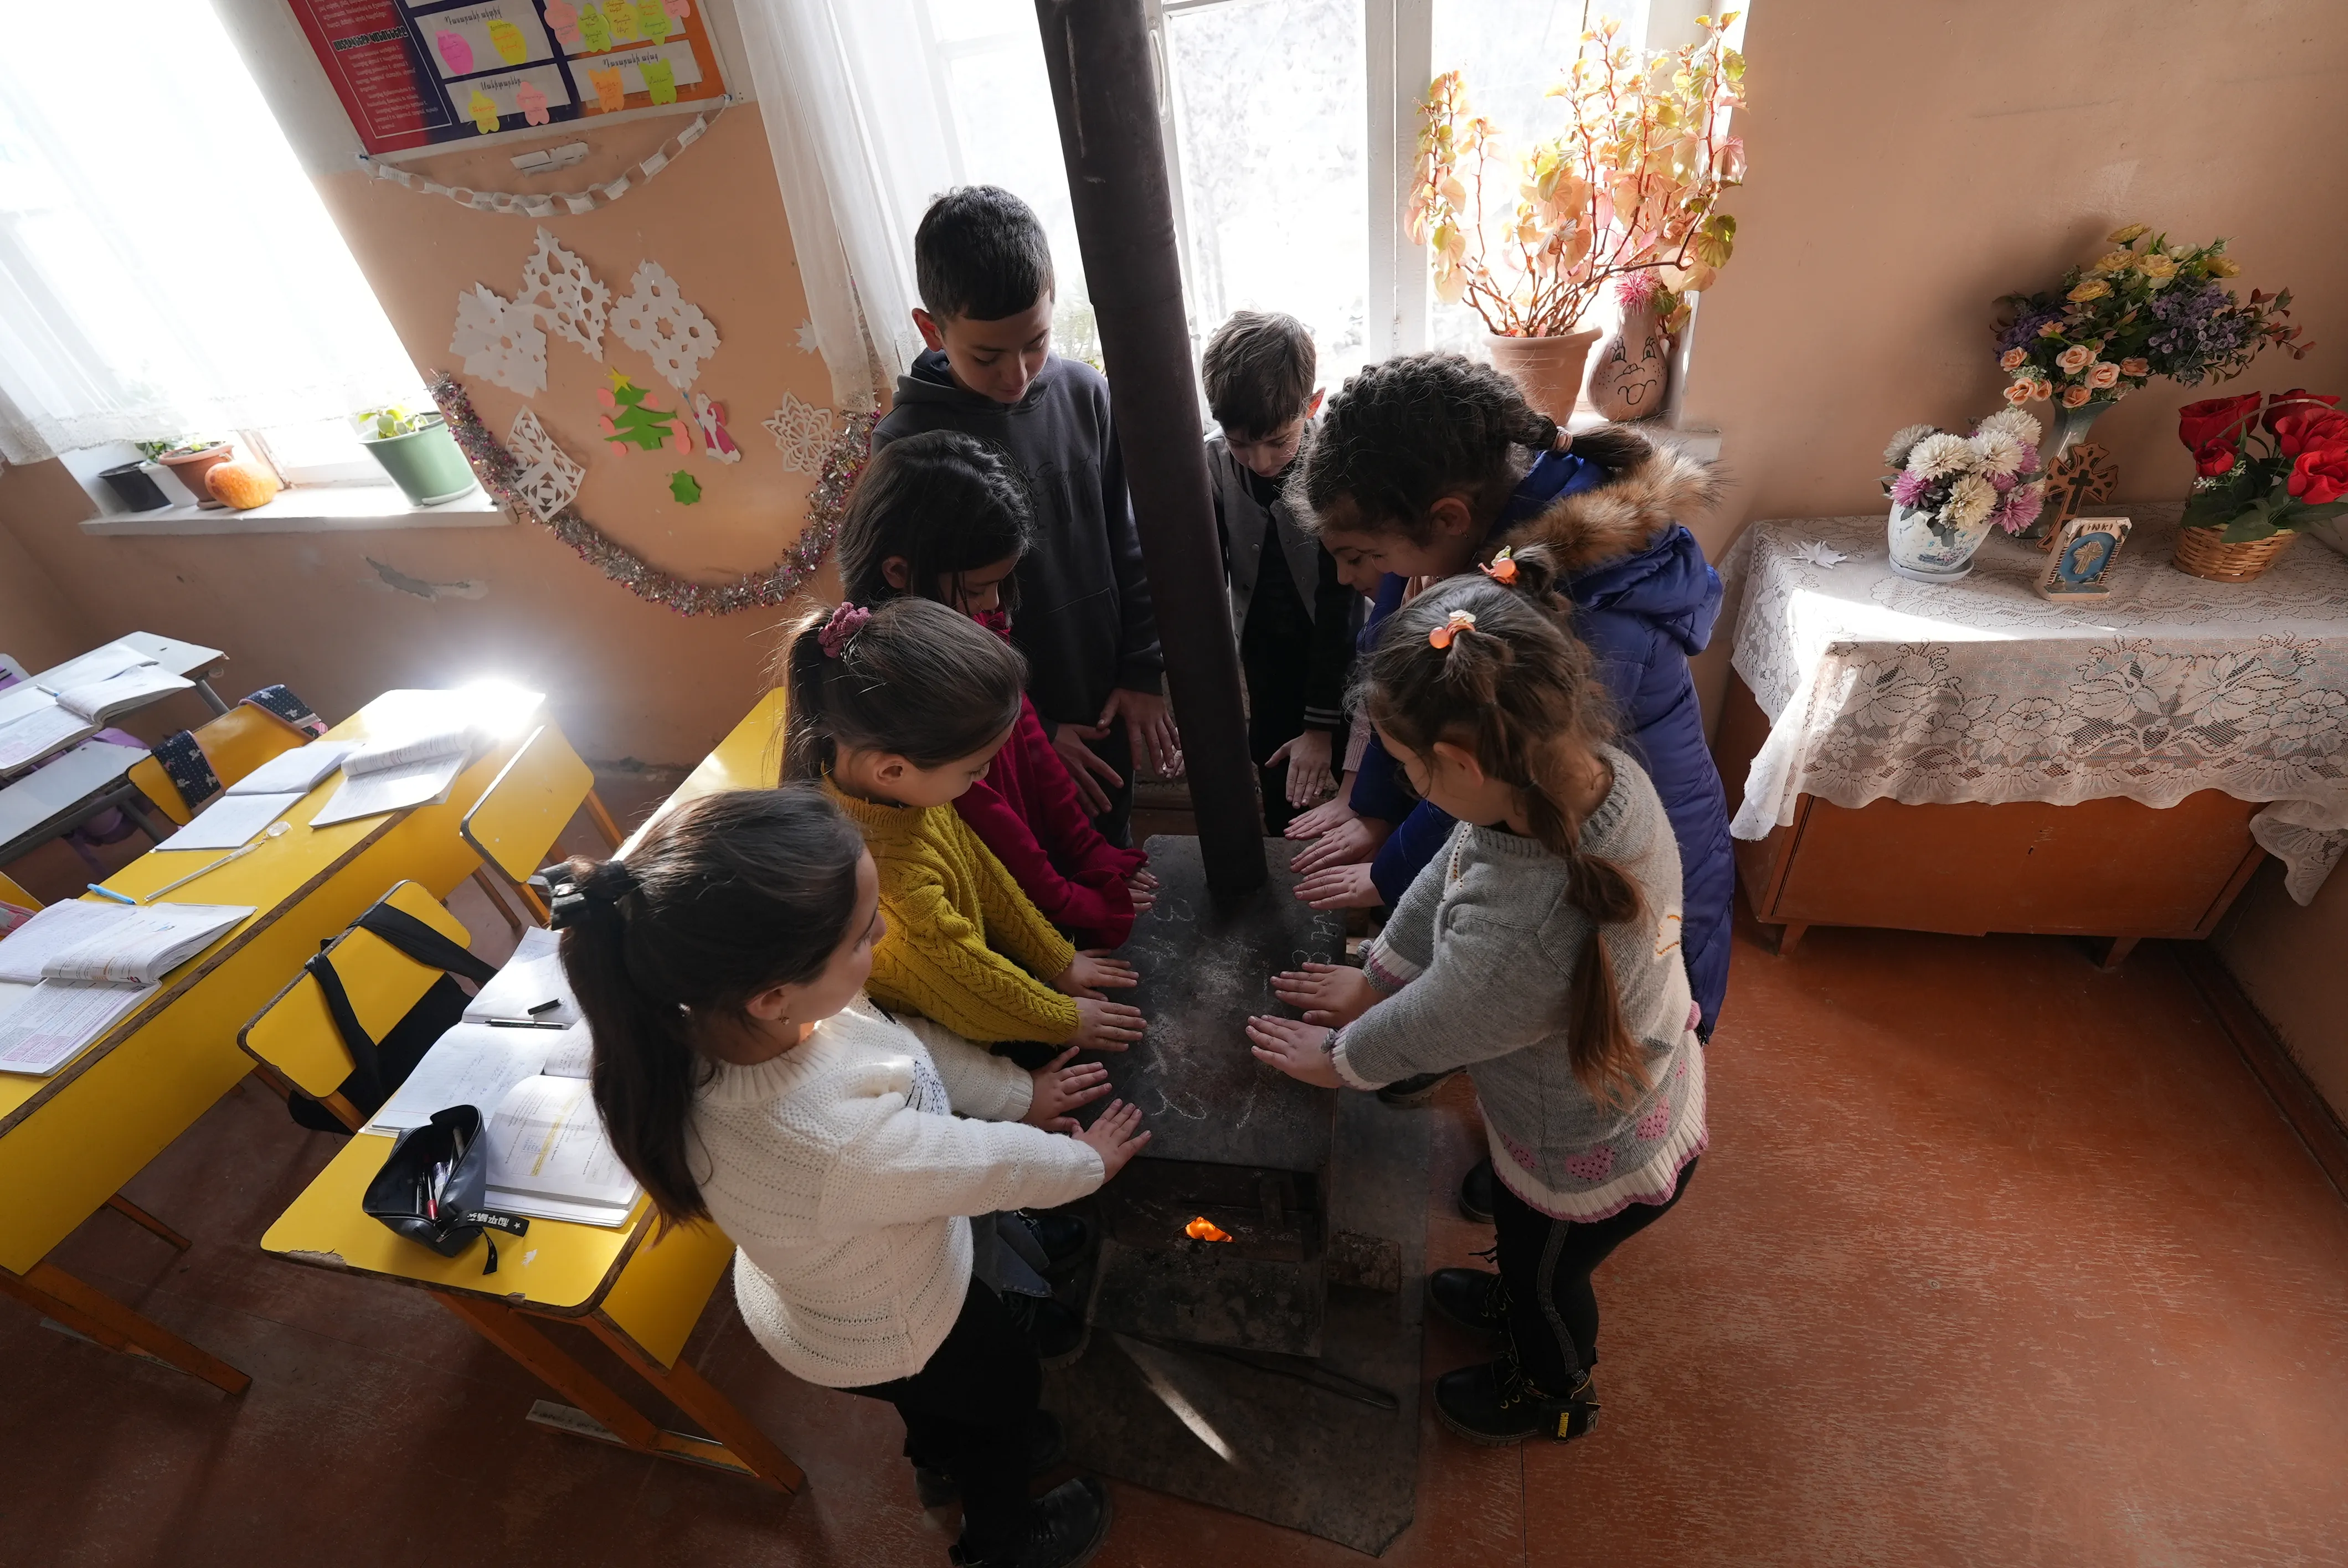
[1883,409,2048,545]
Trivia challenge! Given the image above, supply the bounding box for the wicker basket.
[2171,525,2298,582]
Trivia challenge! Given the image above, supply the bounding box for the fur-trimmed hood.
[1496,428,1724,574]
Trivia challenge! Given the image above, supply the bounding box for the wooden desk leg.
[470,868,528,938]
[105,1194,192,1252]
[583,1319,805,1494]
[2096,935,2141,972]
[0,1263,250,1394]
[1774,922,1810,957]
[435,1294,661,1451]
[583,789,625,850]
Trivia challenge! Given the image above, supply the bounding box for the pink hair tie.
[817,602,872,658]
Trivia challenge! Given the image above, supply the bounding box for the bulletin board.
[286,0,729,158]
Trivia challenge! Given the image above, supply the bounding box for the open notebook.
[0,901,253,1075]
[312,720,477,828]
[0,647,194,773]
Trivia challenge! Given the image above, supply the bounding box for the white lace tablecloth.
[1724,504,2348,904]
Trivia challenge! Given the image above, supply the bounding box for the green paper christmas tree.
[598,369,688,455]
[668,470,702,504]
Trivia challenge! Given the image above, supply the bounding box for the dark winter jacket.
[874,351,1163,726]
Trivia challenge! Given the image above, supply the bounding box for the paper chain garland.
[360,109,725,217]
[429,371,873,617]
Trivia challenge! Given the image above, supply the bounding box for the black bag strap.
[354,904,498,986]
[305,950,385,1106]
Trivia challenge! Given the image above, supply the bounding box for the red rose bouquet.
[2177,389,2348,540]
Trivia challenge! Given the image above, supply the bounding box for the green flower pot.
[361,416,480,506]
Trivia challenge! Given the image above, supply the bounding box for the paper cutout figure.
[663,0,691,17]
[596,370,692,456]
[576,3,610,50]
[636,0,671,43]
[520,228,610,360]
[467,89,501,133]
[544,0,584,47]
[436,30,474,74]
[794,318,821,355]
[488,18,528,64]
[602,0,639,43]
[692,393,741,463]
[668,470,702,505]
[517,81,551,126]
[451,285,548,395]
[588,66,625,112]
[507,408,586,522]
[764,393,836,474]
[641,58,677,104]
[612,261,719,390]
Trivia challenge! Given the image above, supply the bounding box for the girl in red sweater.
[837,430,1155,948]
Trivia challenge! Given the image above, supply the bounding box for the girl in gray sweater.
[1249,551,1706,1446]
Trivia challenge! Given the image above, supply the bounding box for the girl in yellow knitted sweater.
[782,597,1147,1059]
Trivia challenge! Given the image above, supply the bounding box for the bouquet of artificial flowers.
[1883,410,2047,544]
[2176,389,2348,541]
[1992,224,2305,412]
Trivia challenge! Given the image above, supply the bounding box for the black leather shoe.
[1458,1157,1495,1223]
[1435,1355,1599,1446]
[1427,1266,1507,1335]
[1018,1210,1092,1271]
[1376,1069,1458,1106]
[915,1410,1067,1508]
[1003,1292,1087,1368]
[950,1475,1115,1568]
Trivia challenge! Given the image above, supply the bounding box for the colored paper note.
[576,3,610,50]
[641,58,677,105]
[488,18,528,64]
[663,0,690,18]
[635,0,671,43]
[436,29,475,75]
[468,88,502,133]
[587,66,625,112]
[543,0,583,46]
[668,471,701,504]
[602,0,639,43]
[517,81,550,125]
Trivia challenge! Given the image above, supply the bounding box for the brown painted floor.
[2,855,2345,1563]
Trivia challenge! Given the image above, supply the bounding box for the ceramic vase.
[1887,501,1995,582]
[1485,328,1602,426]
[1587,303,1670,421]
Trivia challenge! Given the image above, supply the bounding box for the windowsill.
[79,482,509,537]
[1564,410,1723,464]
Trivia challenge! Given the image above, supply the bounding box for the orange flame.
[1185,1216,1233,1242]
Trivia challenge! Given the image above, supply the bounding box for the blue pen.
[86,884,137,905]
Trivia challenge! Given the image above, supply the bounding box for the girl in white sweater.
[554,786,1150,1568]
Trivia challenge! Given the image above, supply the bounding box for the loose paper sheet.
[311,753,467,828]
[365,1020,562,1133]
[463,926,580,1025]
[224,740,355,796]
[155,792,304,853]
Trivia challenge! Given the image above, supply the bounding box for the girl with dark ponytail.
[554,785,1147,1568]
[1248,555,1705,1450]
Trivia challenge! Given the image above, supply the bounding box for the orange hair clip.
[1429,609,1477,650]
[1480,548,1518,586]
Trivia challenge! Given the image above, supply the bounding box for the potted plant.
[1881,410,2047,582]
[1407,9,1745,422]
[354,405,481,506]
[1992,225,2306,523]
[138,437,236,506]
[2169,390,2348,581]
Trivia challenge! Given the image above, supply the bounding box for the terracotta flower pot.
[1587,303,1670,421]
[2171,526,2296,582]
[1485,328,1602,426]
[157,443,235,507]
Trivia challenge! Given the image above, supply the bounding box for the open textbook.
[312,718,476,828]
[0,646,194,773]
[0,901,253,1074]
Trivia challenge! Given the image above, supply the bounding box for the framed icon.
[2037,514,2130,600]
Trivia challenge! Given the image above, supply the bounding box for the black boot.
[1435,1350,1599,1446]
[915,1410,1068,1508]
[1002,1291,1087,1368]
[1427,1265,1507,1336]
[1457,1157,1495,1223]
[1376,1068,1458,1106]
[949,1475,1115,1568]
[1017,1210,1092,1272]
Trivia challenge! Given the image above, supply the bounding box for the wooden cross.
[2037,440,2119,550]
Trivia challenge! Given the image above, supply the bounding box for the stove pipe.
[1034,0,1268,894]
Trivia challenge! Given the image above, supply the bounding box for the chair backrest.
[462,722,594,922]
[0,870,38,911]
[128,704,310,826]
[240,881,473,1128]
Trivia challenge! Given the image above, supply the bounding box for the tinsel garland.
[428,370,873,617]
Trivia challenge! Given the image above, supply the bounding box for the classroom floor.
[2,817,2345,1564]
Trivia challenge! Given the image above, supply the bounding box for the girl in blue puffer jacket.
[1275,354,1733,1218]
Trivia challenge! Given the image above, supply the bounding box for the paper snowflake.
[794,318,821,354]
[519,228,610,361]
[692,393,741,463]
[668,470,702,504]
[611,261,719,391]
[1791,541,1850,569]
[450,284,547,395]
[763,393,835,474]
[507,408,585,521]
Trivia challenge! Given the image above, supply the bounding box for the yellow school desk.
[0,688,556,1392]
[259,688,803,1492]
[624,688,787,850]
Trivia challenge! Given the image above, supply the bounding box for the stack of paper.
[0,900,253,1074]
[312,719,476,828]
[154,792,306,853]
[463,926,580,1027]
[224,740,355,797]
[484,1071,639,1225]
[364,1019,588,1133]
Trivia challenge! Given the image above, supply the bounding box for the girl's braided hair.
[1358,547,1653,1107]
[779,596,1026,782]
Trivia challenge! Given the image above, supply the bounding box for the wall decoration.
[2035,514,2130,601]
[450,284,548,395]
[286,0,727,158]
[795,319,822,354]
[764,392,836,474]
[508,408,586,521]
[596,370,691,455]
[612,261,719,390]
[359,110,723,218]
[668,470,702,504]
[692,393,741,462]
[430,370,877,617]
[520,228,610,360]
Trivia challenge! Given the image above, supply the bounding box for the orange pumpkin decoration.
[205,459,280,510]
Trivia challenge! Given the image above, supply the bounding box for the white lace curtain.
[0,0,422,465]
